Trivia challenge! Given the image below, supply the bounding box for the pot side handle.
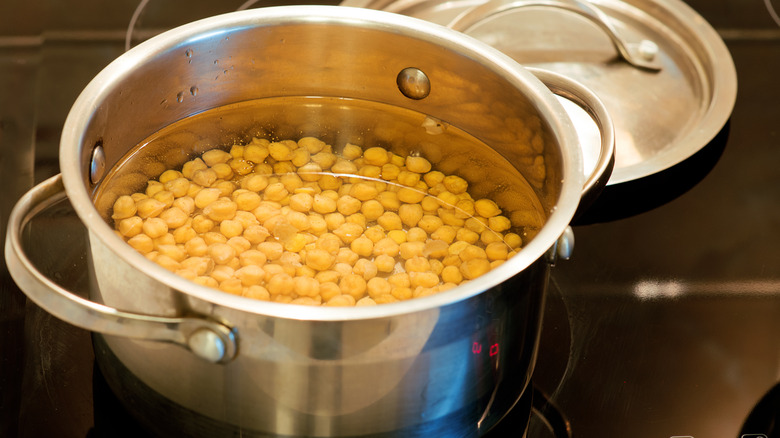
[4,174,238,364]
[526,66,615,219]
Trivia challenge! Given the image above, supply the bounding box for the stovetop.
[2,1,780,437]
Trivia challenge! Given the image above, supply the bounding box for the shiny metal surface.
[344,0,738,186]
[4,174,238,364]
[447,0,664,71]
[5,5,589,436]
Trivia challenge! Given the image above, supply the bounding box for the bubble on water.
[190,86,198,97]
[176,91,184,103]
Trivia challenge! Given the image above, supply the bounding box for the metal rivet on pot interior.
[90,140,106,185]
[397,67,430,100]
[188,328,226,363]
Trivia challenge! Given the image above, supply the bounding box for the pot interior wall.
[78,14,564,225]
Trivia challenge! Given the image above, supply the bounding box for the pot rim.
[60,5,585,321]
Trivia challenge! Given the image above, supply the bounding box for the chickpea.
[377,191,400,211]
[339,274,367,300]
[361,200,384,222]
[185,237,208,257]
[112,195,137,220]
[326,294,356,307]
[173,196,195,215]
[349,182,378,201]
[375,254,396,273]
[135,198,166,219]
[312,193,337,214]
[202,149,232,166]
[460,258,492,280]
[441,265,463,284]
[333,222,363,244]
[194,188,221,209]
[142,218,168,239]
[336,195,361,216]
[488,215,512,233]
[335,248,360,266]
[244,285,270,300]
[405,156,432,173]
[127,234,154,254]
[396,170,421,187]
[387,229,407,245]
[399,241,425,260]
[305,248,335,271]
[257,241,284,261]
[431,226,456,244]
[118,216,143,237]
[267,273,295,296]
[475,198,501,218]
[350,235,374,258]
[341,143,363,160]
[410,271,439,288]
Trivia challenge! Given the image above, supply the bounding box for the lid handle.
[447,0,663,71]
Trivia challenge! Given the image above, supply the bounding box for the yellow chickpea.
[203,198,237,222]
[397,186,426,204]
[311,152,338,170]
[185,237,208,257]
[305,248,335,271]
[381,163,401,181]
[387,229,407,245]
[372,237,399,258]
[145,180,164,197]
[488,215,512,233]
[333,222,364,244]
[135,198,166,219]
[159,207,188,229]
[172,196,195,215]
[387,272,411,288]
[336,195,361,216]
[417,215,444,233]
[391,287,412,301]
[324,212,346,231]
[331,158,358,175]
[377,190,400,211]
[341,143,363,160]
[181,257,214,276]
[399,241,425,260]
[485,242,510,261]
[504,233,523,249]
[374,254,396,273]
[480,229,504,245]
[423,170,445,187]
[460,258,491,280]
[142,218,168,239]
[442,175,468,194]
[353,259,378,281]
[405,156,432,173]
[350,235,374,258]
[465,217,488,233]
[118,216,143,237]
[201,149,232,166]
[112,195,137,220]
[244,285,271,300]
[257,241,284,261]
[376,211,402,231]
[431,226,457,244]
[268,142,293,161]
[181,158,208,179]
[396,170,421,187]
[234,191,262,212]
[361,200,384,222]
[208,243,237,265]
[127,234,154,254]
[202,231,227,246]
[405,256,431,273]
[441,265,463,284]
[335,248,360,266]
[366,277,392,299]
[339,274,367,300]
[349,182,378,201]
[456,227,480,244]
[326,294,356,307]
[294,276,320,297]
[409,271,440,288]
[475,198,501,218]
[266,273,295,296]
[312,193,337,214]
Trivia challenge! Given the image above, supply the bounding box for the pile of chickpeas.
[110,136,525,306]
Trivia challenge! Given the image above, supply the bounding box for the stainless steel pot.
[5,6,612,436]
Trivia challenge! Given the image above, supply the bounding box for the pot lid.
[341,0,737,185]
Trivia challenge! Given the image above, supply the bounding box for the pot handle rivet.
[90,140,106,185]
[547,226,575,264]
[188,328,228,363]
[397,67,431,100]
